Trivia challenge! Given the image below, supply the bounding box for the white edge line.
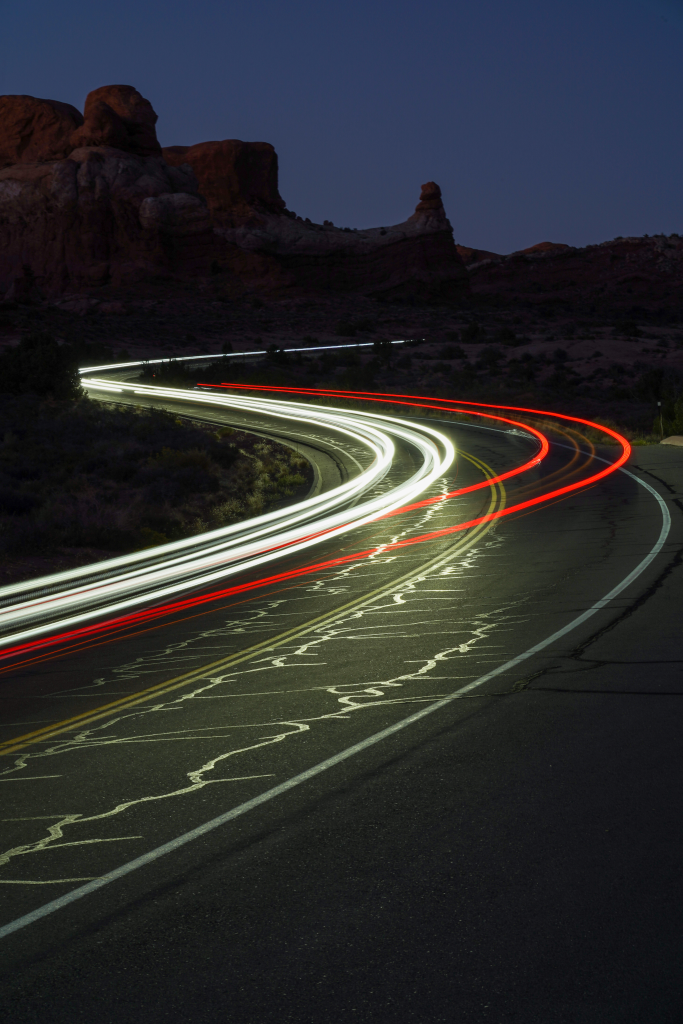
[0,463,671,941]
[78,340,408,375]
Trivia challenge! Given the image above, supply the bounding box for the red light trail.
[0,384,629,665]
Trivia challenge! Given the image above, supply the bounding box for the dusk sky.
[2,0,682,253]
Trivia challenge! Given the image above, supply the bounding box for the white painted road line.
[0,467,670,941]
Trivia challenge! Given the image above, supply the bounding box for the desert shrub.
[372,339,393,364]
[633,367,682,402]
[335,318,376,337]
[336,348,360,367]
[0,396,310,560]
[335,320,357,337]
[0,331,83,400]
[140,355,265,388]
[354,318,377,333]
[461,322,482,343]
[266,344,288,365]
[139,359,196,387]
[339,362,377,390]
[477,346,504,370]
[661,399,683,436]
[615,320,642,338]
[495,326,520,346]
[211,497,244,524]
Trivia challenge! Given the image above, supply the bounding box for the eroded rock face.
[0,84,218,296]
[410,181,445,215]
[0,96,84,168]
[70,85,161,157]
[139,192,212,235]
[0,84,469,301]
[467,235,683,310]
[163,140,285,226]
[0,145,209,294]
[162,137,469,298]
[455,245,503,266]
[208,178,469,300]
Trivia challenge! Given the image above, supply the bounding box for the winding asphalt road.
[0,389,681,1023]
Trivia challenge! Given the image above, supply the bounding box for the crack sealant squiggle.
[1,536,520,883]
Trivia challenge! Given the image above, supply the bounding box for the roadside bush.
[0,396,310,564]
[335,320,357,337]
[661,399,683,436]
[339,362,377,390]
[0,331,82,400]
[372,339,393,365]
[495,326,522,347]
[615,320,642,338]
[335,318,376,337]
[266,344,288,365]
[461,322,482,343]
[477,346,504,370]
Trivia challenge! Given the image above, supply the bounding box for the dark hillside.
[0,397,309,585]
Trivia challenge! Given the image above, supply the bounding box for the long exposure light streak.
[0,358,631,662]
[199,381,630,515]
[0,380,458,653]
[78,340,410,376]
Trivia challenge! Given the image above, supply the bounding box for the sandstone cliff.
[0,84,469,302]
[162,140,285,226]
[0,86,211,296]
[205,179,469,300]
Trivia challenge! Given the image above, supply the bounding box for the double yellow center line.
[0,452,504,757]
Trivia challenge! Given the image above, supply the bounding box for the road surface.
[0,386,681,1023]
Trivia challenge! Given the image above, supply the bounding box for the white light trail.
[79,340,409,376]
[0,374,454,650]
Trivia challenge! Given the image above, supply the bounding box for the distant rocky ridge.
[456,241,570,268]
[459,236,683,312]
[2,84,679,312]
[0,85,469,302]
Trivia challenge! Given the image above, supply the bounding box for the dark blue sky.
[3,0,682,252]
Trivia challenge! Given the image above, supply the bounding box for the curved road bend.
[0,393,682,1023]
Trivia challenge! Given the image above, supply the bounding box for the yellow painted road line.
[0,452,504,757]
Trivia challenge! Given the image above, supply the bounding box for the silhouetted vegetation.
[0,397,310,565]
[461,322,482,343]
[335,317,377,337]
[139,355,289,389]
[0,331,83,399]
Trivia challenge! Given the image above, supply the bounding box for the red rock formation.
[0,86,211,296]
[515,241,570,256]
[467,235,683,311]
[455,245,502,265]
[70,85,161,157]
[166,139,470,299]
[0,84,469,302]
[163,140,285,226]
[455,240,568,266]
[410,181,444,215]
[0,96,83,168]
[205,176,469,300]
[0,144,211,294]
